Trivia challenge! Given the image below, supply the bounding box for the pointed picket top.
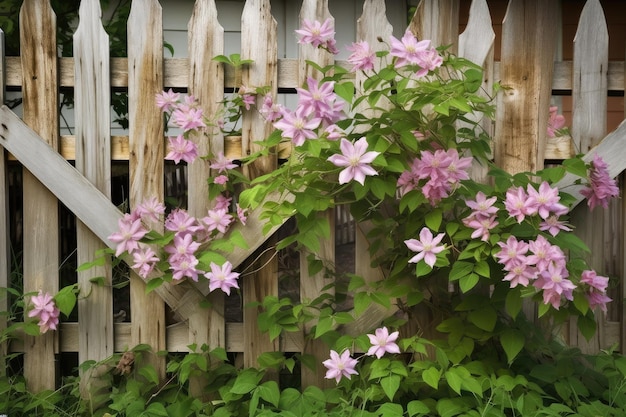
[409,0,460,52]
[572,0,608,152]
[298,0,333,81]
[458,0,494,68]
[19,0,59,392]
[73,0,114,379]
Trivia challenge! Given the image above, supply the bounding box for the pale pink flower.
[366,327,401,358]
[210,151,238,173]
[239,86,256,110]
[165,135,199,164]
[108,214,148,257]
[131,246,160,279]
[297,77,343,124]
[172,107,206,132]
[135,196,166,224]
[580,270,609,293]
[214,175,229,185]
[296,18,335,49]
[503,261,536,288]
[547,106,566,138]
[164,233,200,258]
[164,209,202,236]
[214,195,232,211]
[205,261,240,296]
[327,137,380,185]
[273,107,321,147]
[465,215,498,242]
[581,154,619,211]
[526,182,567,219]
[389,30,431,68]
[324,124,345,141]
[414,47,443,77]
[155,88,180,112]
[405,227,446,268]
[322,350,359,383]
[202,208,233,234]
[539,215,572,237]
[504,186,533,223]
[236,203,248,226]
[527,235,566,271]
[169,254,202,282]
[347,41,375,72]
[28,291,60,333]
[465,192,498,218]
[586,291,612,314]
[495,236,529,270]
[260,94,283,122]
[533,263,575,309]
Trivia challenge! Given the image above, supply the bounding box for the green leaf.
[577,313,597,341]
[381,375,401,400]
[258,381,280,407]
[468,306,497,332]
[314,316,334,339]
[444,369,463,395]
[353,291,371,316]
[139,365,159,385]
[145,277,164,294]
[54,284,78,317]
[422,367,441,389]
[334,81,354,104]
[463,68,483,93]
[563,157,588,179]
[407,400,430,417]
[231,369,262,395]
[449,261,473,281]
[474,260,490,278]
[500,328,525,364]
[505,288,523,319]
[459,273,479,293]
[377,403,403,417]
[425,209,443,231]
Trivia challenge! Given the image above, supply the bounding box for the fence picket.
[187,0,225,396]
[127,0,166,379]
[73,0,114,396]
[297,0,335,388]
[19,0,59,391]
[568,0,611,354]
[409,0,460,53]
[240,0,279,370]
[0,28,7,378]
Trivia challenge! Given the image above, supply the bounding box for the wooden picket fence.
[1,0,626,393]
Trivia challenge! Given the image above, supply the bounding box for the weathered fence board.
[19,0,59,391]
[410,0,460,53]
[73,0,114,395]
[127,0,166,378]
[0,29,7,377]
[241,0,279,370]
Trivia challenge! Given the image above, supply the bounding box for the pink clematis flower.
[273,107,321,147]
[296,18,335,49]
[155,88,180,112]
[405,227,446,268]
[165,209,203,236]
[205,261,240,296]
[526,182,567,220]
[135,196,166,224]
[347,40,375,72]
[327,137,380,185]
[202,208,233,234]
[547,106,566,138]
[533,263,576,309]
[165,135,199,164]
[108,214,148,257]
[539,215,572,237]
[169,254,202,282]
[132,246,160,279]
[322,349,359,383]
[210,151,238,173]
[366,327,401,359]
[28,291,60,333]
[389,30,431,68]
[172,107,206,132]
[580,154,619,211]
[260,94,283,122]
[504,186,534,223]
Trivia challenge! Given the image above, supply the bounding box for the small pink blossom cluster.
[323,327,399,383]
[295,18,338,54]
[108,195,243,295]
[155,89,207,164]
[547,105,566,138]
[503,182,568,225]
[273,76,345,147]
[580,270,612,313]
[397,148,472,205]
[390,30,443,76]
[28,291,60,334]
[346,41,375,72]
[463,191,499,242]
[581,154,619,211]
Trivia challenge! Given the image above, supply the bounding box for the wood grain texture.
[495,0,559,175]
[297,0,335,388]
[73,0,114,378]
[127,0,166,379]
[240,0,279,370]
[409,0,460,53]
[19,0,59,392]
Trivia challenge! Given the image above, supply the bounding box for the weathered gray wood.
[495,1,559,174]
[73,0,114,398]
[127,0,166,378]
[241,0,279,369]
[19,0,59,391]
[0,28,8,378]
[409,0,460,52]
[568,0,610,354]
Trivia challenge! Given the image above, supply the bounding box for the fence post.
[127,0,166,379]
[241,0,279,371]
[73,0,114,399]
[19,0,60,392]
